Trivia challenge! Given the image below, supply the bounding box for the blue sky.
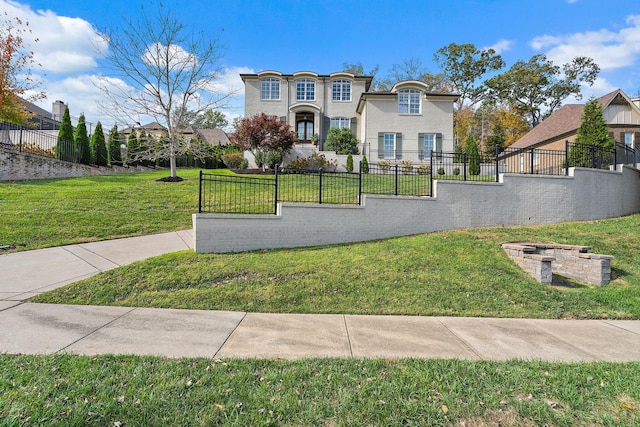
[5,0,640,128]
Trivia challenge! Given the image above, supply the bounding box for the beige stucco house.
[240,70,459,163]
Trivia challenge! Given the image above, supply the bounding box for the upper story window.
[330,117,351,129]
[296,79,315,101]
[398,89,421,114]
[260,78,280,100]
[332,80,351,101]
[624,132,634,147]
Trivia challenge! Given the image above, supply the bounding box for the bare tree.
[95,5,229,179]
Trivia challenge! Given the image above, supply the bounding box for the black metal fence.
[0,122,75,160]
[198,141,635,214]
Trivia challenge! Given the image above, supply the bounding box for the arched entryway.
[295,112,314,143]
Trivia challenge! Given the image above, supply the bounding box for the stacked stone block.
[502,243,613,286]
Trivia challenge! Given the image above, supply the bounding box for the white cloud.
[484,39,514,54]
[2,0,107,75]
[530,14,640,71]
[206,66,254,95]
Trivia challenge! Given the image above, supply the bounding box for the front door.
[295,113,314,143]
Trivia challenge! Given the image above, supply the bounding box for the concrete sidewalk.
[1,231,640,361]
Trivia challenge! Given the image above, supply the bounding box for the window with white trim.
[384,133,395,159]
[624,132,634,147]
[330,117,350,129]
[332,80,351,101]
[296,79,315,101]
[260,78,280,100]
[398,89,421,114]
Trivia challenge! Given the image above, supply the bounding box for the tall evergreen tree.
[484,121,506,156]
[75,114,91,164]
[107,124,122,166]
[569,98,614,167]
[55,106,74,162]
[90,121,108,166]
[126,132,140,167]
[466,135,481,175]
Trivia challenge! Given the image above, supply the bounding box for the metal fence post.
[198,170,203,213]
[394,164,399,195]
[318,168,323,204]
[274,164,279,214]
[463,152,468,181]
[495,145,499,182]
[614,143,617,171]
[429,152,433,197]
[565,140,569,175]
[358,161,362,205]
[19,128,23,152]
[530,148,534,174]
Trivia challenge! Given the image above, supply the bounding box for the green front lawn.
[34,214,640,319]
[0,170,202,252]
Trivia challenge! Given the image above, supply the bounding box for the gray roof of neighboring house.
[510,90,625,149]
[195,128,230,146]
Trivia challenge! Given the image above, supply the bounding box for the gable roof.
[511,89,633,149]
[195,128,230,146]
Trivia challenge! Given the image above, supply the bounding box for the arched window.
[398,89,421,114]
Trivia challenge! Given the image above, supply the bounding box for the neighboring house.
[511,89,640,152]
[241,70,459,163]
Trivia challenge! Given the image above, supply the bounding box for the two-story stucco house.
[240,70,459,163]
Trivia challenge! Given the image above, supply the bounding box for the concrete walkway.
[1,231,640,361]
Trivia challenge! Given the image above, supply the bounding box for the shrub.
[265,150,283,169]
[346,154,354,172]
[453,167,460,176]
[400,159,413,174]
[437,167,445,175]
[325,127,359,154]
[417,164,431,175]
[286,152,337,171]
[378,159,391,173]
[254,151,265,168]
[221,152,245,169]
[361,155,369,174]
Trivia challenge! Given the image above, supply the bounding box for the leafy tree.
[453,142,466,163]
[325,127,359,155]
[232,113,295,169]
[0,13,45,124]
[342,62,380,89]
[90,121,108,166]
[56,106,75,162]
[486,54,599,127]
[569,98,614,167]
[195,109,228,129]
[75,114,91,165]
[466,135,481,175]
[126,132,139,167]
[95,4,228,180]
[434,43,505,110]
[107,124,122,166]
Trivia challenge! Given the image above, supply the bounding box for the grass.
[1,355,639,426]
[0,169,202,252]
[34,214,640,319]
[4,170,640,424]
